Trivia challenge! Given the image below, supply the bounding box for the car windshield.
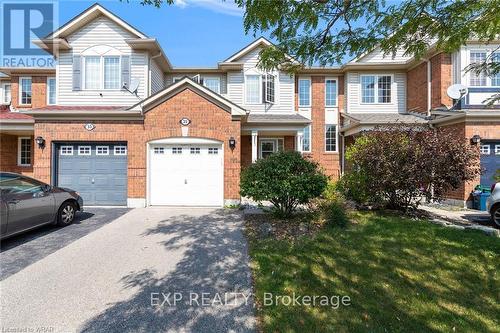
[0,174,44,194]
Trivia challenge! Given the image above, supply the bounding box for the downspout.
[340,131,345,176]
[426,58,432,116]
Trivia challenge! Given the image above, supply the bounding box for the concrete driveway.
[0,207,256,333]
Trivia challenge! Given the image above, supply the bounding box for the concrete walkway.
[0,207,256,333]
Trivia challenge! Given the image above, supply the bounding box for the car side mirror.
[42,184,52,193]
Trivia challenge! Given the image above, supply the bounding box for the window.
[78,146,91,156]
[298,78,311,107]
[263,74,275,103]
[84,57,101,89]
[0,174,44,194]
[303,125,311,152]
[47,77,56,105]
[172,147,182,154]
[208,148,219,155]
[203,77,220,94]
[114,146,127,155]
[60,146,73,155]
[480,145,490,155]
[19,77,32,105]
[361,75,392,103]
[190,147,201,154]
[104,57,120,89]
[2,83,11,104]
[495,145,500,155]
[173,77,182,83]
[469,51,487,86]
[325,125,337,152]
[259,139,284,159]
[18,137,31,166]
[325,79,337,106]
[245,75,260,104]
[154,147,165,154]
[492,52,500,86]
[96,146,109,155]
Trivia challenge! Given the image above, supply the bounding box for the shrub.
[321,200,348,227]
[341,125,481,211]
[240,151,328,217]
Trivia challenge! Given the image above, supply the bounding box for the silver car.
[486,182,500,227]
[0,172,83,239]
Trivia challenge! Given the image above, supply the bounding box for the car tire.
[57,201,76,226]
[492,205,500,228]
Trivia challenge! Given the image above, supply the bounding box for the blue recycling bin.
[478,192,490,211]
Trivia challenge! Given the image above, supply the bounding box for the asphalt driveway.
[0,207,256,333]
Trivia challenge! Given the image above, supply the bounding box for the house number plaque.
[84,123,95,131]
[179,118,191,126]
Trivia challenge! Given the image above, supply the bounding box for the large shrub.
[240,151,328,217]
[340,125,481,211]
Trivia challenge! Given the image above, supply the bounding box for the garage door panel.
[56,143,127,206]
[480,141,500,186]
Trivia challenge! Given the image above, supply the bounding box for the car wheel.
[57,201,76,226]
[492,206,500,228]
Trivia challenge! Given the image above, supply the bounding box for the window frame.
[78,146,91,156]
[1,82,12,104]
[259,138,284,159]
[208,147,219,155]
[60,146,73,156]
[302,125,311,152]
[96,146,109,156]
[245,74,261,104]
[360,74,393,105]
[17,137,32,166]
[263,73,276,104]
[82,56,121,91]
[190,147,201,155]
[495,145,500,155]
[203,76,221,94]
[325,78,338,107]
[480,144,490,155]
[19,76,32,105]
[114,146,127,155]
[298,78,311,107]
[153,147,165,154]
[47,77,56,105]
[325,124,338,153]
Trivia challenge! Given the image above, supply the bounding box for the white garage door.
[149,143,224,206]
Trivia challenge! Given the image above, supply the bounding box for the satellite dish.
[129,79,140,94]
[447,84,468,100]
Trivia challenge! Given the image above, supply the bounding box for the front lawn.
[247,211,500,332]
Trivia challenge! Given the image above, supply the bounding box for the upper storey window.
[325,78,337,107]
[203,77,220,94]
[361,75,392,104]
[19,77,32,105]
[469,50,500,87]
[47,77,56,105]
[83,56,121,90]
[1,83,11,104]
[298,78,311,107]
[245,74,276,104]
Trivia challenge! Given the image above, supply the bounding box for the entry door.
[149,144,223,206]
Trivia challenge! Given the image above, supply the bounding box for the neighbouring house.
[0,3,498,208]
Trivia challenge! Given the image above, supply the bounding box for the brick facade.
[32,88,241,202]
[0,134,34,176]
[10,76,48,109]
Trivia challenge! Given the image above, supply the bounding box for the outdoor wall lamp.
[470,134,481,145]
[229,137,236,150]
[35,136,45,149]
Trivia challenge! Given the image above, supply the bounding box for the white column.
[251,130,258,162]
[296,130,304,153]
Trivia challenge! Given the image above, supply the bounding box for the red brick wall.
[11,76,48,109]
[33,88,242,201]
[302,76,343,179]
[407,61,428,114]
[240,135,296,170]
[0,134,34,176]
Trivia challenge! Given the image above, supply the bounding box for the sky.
[56,0,266,67]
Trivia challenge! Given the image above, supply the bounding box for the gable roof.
[223,37,273,63]
[130,76,247,116]
[47,3,147,39]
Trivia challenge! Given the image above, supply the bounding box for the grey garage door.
[56,143,127,206]
[480,141,500,187]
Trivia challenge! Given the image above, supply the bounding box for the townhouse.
[0,4,498,208]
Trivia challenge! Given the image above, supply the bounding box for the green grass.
[248,211,500,333]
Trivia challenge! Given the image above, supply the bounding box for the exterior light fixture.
[471,134,481,145]
[229,137,236,150]
[35,136,45,149]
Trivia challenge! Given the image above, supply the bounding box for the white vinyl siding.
[19,77,32,105]
[150,59,165,94]
[346,72,405,113]
[56,16,147,105]
[47,77,56,105]
[355,47,413,63]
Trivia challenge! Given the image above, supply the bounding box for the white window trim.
[325,124,338,153]
[96,145,109,156]
[47,77,57,105]
[495,145,500,155]
[259,138,284,158]
[208,147,219,155]
[480,145,490,155]
[114,145,127,155]
[17,137,31,166]
[82,56,121,91]
[468,49,500,87]
[203,76,221,94]
[1,82,11,105]
[19,76,32,105]
[360,74,394,105]
[153,147,165,154]
[78,145,91,156]
[244,74,262,105]
[325,77,338,107]
[60,146,73,156]
[302,124,312,152]
[298,78,312,107]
